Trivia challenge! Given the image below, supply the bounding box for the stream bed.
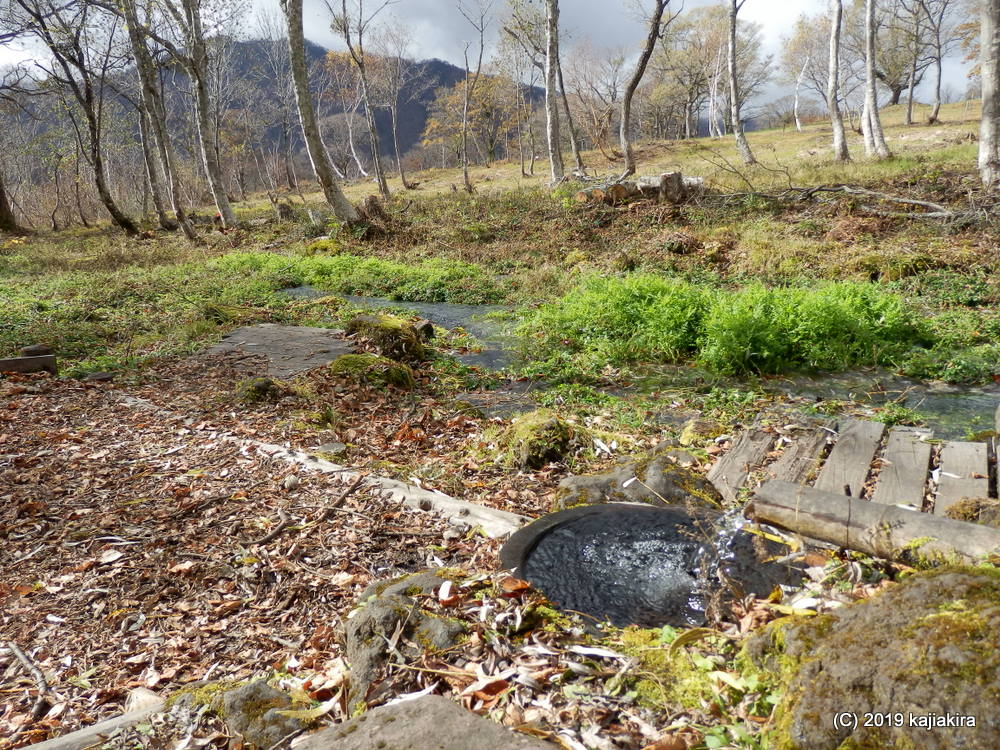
[284,286,1000,438]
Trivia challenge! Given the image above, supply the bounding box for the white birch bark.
[544,0,564,182]
[728,0,756,164]
[862,0,892,158]
[981,0,1000,188]
[828,0,850,160]
[280,0,359,222]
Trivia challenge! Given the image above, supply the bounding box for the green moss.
[236,377,284,404]
[499,408,578,469]
[678,418,726,447]
[329,353,415,389]
[344,314,427,361]
[617,627,717,710]
[165,680,247,711]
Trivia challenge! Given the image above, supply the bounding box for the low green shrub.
[518,274,932,379]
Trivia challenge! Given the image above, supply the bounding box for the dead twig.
[6,640,51,721]
[247,508,293,545]
[321,475,366,522]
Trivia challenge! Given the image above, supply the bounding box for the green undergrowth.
[0,250,503,375]
[518,274,944,381]
[215,252,505,305]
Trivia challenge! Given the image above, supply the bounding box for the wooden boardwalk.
[709,411,999,515]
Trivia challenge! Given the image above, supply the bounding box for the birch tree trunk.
[544,0,564,182]
[863,0,892,157]
[620,0,668,177]
[137,105,175,230]
[828,0,850,160]
[280,0,359,222]
[178,0,236,227]
[0,167,24,234]
[728,0,756,164]
[556,59,585,173]
[981,0,1000,188]
[794,54,810,132]
[121,0,196,239]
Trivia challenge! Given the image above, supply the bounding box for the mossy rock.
[329,353,414,389]
[236,377,284,404]
[344,314,426,362]
[742,567,1000,750]
[552,444,722,511]
[346,570,468,707]
[678,417,726,447]
[306,238,341,255]
[501,409,576,469]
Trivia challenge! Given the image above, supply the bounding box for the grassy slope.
[1,100,997,381]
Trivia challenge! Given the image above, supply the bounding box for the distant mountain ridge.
[224,37,468,158]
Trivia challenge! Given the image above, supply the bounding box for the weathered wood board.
[871,427,932,507]
[935,441,989,516]
[0,354,57,374]
[814,419,886,498]
[768,428,830,484]
[708,429,774,502]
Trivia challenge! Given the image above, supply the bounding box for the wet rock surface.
[207,325,351,377]
[745,568,1000,750]
[553,444,722,511]
[296,695,555,750]
[501,504,801,628]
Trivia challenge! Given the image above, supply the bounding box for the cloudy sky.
[0,0,972,100]
[301,0,829,67]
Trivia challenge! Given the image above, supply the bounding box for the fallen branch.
[747,481,1000,564]
[321,474,366,522]
[6,640,51,721]
[247,508,292,546]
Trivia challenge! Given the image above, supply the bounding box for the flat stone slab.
[0,354,58,374]
[206,324,351,377]
[297,695,555,750]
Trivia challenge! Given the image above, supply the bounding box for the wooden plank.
[0,354,57,374]
[708,429,775,503]
[935,441,989,516]
[871,427,932,507]
[814,418,886,498]
[768,429,830,484]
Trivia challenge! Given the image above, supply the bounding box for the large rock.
[552,445,722,511]
[500,409,577,470]
[329,353,415,389]
[344,314,426,362]
[744,567,1000,750]
[211,681,310,748]
[346,572,466,708]
[296,695,554,750]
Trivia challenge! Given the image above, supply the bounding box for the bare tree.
[3,0,139,234]
[829,0,851,160]
[728,0,757,164]
[543,0,564,181]
[330,0,393,198]
[983,0,1000,188]
[503,0,584,173]
[372,20,429,189]
[917,0,960,123]
[458,1,492,193]
[862,0,892,157]
[620,1,676,176]
[280,0,359,222]
[0,67,31,234]
[120,0,196,237]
